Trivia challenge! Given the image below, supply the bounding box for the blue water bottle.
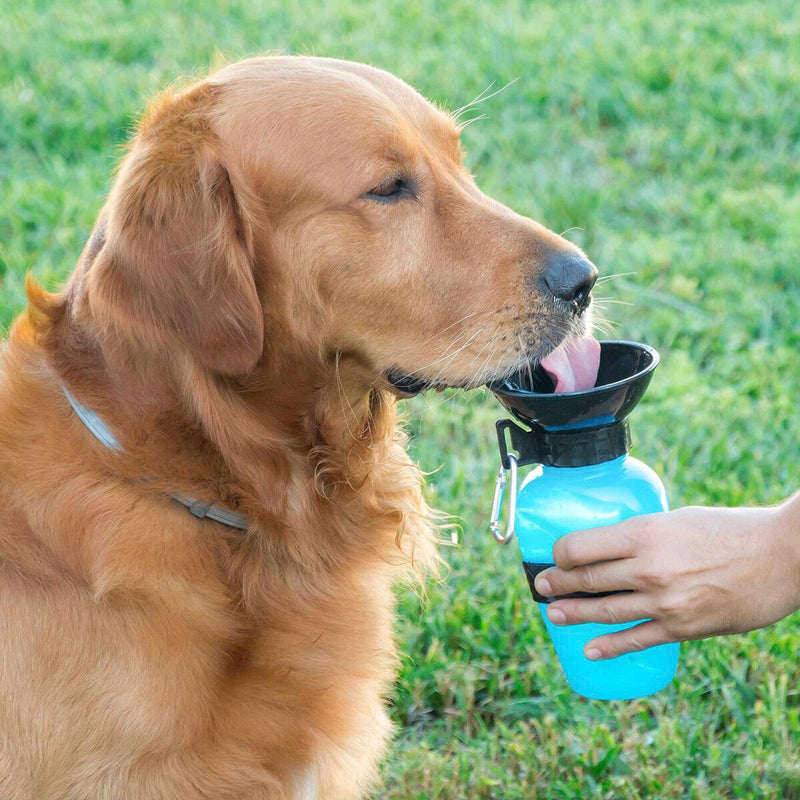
[488,341,679,700]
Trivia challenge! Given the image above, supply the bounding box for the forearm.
[778,489,800,529]
[776,490,800,613]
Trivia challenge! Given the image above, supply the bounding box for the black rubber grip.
[523,562,632,604]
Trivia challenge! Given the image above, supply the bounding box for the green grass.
[2,1,799,797]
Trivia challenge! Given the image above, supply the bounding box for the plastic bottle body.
[515,454,679,700]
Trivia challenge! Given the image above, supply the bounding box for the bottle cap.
[496,417,631,468]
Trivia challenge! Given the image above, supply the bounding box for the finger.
[546,592,652,627]
[552,514,657,570]
[534,559,639,598]
[583,621,673,660]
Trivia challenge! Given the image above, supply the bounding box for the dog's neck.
[32,280,398,532]
[9,281,437,611]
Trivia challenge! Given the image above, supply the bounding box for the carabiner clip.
[489,452,517,545]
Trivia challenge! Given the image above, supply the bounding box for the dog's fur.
[0,57,592,798]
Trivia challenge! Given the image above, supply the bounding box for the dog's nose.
[542,251,598,311]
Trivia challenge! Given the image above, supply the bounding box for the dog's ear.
[85,86,264,376]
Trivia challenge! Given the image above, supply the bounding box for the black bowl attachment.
[489,340,659,430]
[488,341,659,468]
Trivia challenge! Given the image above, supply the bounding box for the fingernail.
[547,606,566,625]
[585,648,602,661]
[535,576,552,595]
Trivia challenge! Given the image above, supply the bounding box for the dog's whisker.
[456,114,488,132]
[587,302,617,335]
[592,298,634,307]
[333,351,361,441]
[417,325,488,381]
[515,332,535,388]
[595,272,636,284]
[452,83,496,119]
[418,334,480,384]
[435,322,501,386]
[452,78,520,120]
[404,310,496,379]
[483,338,510,386]
[460,328,502,388]
[414,309,488,351]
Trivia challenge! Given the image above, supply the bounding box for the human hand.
[533,495,800,660]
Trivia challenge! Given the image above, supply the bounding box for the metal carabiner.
[489,452,517,545]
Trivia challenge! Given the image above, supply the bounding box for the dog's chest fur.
[0,346,424,799]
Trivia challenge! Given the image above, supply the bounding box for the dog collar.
[63,388,249,532]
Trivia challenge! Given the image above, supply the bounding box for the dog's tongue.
[540,336,601,393]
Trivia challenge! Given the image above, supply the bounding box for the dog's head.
[82,56,596,399]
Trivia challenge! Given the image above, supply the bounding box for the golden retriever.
[0,56,596,798]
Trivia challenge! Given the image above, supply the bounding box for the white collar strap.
[63,388,249,532]
[64,387,123,452]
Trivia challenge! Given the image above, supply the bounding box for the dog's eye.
[363,176,415,202]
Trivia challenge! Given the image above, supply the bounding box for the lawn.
[1,1,799,797]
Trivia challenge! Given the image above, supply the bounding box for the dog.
[0,56,596,798]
